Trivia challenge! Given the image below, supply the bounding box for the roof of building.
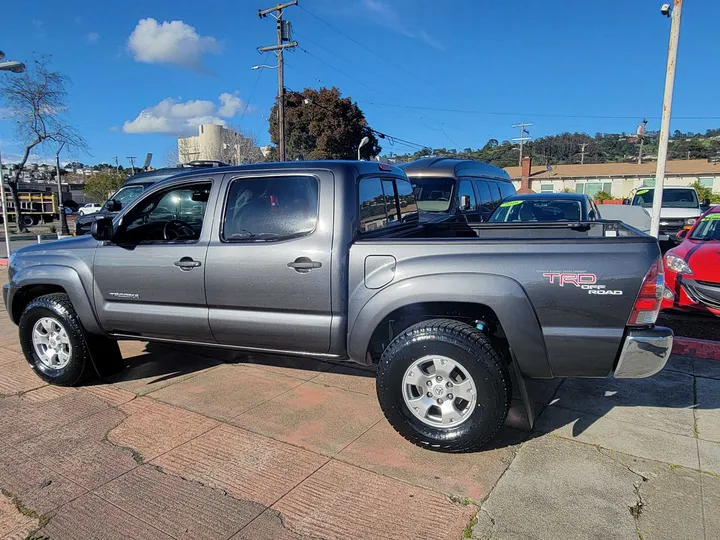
[401,157,511,181]
[504,159,720,180]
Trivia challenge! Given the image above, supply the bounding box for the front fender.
[347,273,552,378]
[9,265,103,335]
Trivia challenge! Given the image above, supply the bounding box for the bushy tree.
[268,87,380,160]
[83,172,127,204]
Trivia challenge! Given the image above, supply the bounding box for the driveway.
[0,268,718,539]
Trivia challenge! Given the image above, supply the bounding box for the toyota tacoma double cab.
[3,160,672,452]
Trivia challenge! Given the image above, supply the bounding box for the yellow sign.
[500,200,523,208]
[636,189,649,195]
[702,213,720,221]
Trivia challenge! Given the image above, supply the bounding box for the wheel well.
[12,285,67,322]
[367,301,508,363]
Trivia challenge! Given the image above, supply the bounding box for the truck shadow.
[511,354,720,448]
[100,341,374,388]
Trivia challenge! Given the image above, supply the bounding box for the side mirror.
[622,199,630,205]
[703,198,711,208]
[91,217,114,241]
[676,229,688,240]
[460,195,471,211]
[106,199,121,212]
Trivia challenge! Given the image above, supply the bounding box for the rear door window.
[483,181,503,210]
[222,175,319,241]
[458,179,477,214]
[498,181,516,200]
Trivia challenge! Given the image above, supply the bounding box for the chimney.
[518,156,534,194]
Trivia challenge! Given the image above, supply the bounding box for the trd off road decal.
[542,272,624,295]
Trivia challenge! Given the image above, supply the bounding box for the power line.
[298,46,383,96]
[359,101,720,120]
[297,4,432,87]
[238,59,266,128]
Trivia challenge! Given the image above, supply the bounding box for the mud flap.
[85,334,125,379]
[512,352,536,429]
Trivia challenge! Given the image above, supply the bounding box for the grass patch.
[462,516,478,538]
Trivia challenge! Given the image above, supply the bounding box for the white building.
[177,124,263,165]
[505,159,720,199]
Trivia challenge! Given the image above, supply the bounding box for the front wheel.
[19,293,94,386]
[376,319,511,452]
[78,210,85,216]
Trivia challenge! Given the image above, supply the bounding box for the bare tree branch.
[0,57,88,231]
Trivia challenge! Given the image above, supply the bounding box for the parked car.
[662,206,720,317]
[488,193,599,222]
[402,158,516,223]
[74,162,227,235]
[4,160,672,452]
[631,186,706,242]
[77,203,102,216]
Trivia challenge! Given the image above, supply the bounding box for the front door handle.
[174,257,202,271]
[287,257,322,273]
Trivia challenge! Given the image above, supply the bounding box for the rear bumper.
[614,326,673,378]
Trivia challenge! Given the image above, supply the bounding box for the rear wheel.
[22,215,35,227]
[19,293,93,386]
[376,319,511,452]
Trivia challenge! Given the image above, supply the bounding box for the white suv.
[78,203,102,216]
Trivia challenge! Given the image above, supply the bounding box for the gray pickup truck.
[3,161,672,452]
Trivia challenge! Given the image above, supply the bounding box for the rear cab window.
[359,176,418,233]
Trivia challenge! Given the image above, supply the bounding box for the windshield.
[632,188,699,209]
[102,185,147,211]
[489,199,583,222]
[689,213,720,241]
[411,177,454,213]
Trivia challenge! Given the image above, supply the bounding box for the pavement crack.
[1,487,49,537]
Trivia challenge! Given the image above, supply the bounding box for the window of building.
[699,177,714,188]
[222,176,319,241]
[540,184,554,193]
[602,182,612,195]
[643,178,656,187]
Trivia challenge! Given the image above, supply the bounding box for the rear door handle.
[287,257,322,273]
[174,257,202,271]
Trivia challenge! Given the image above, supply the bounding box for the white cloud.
[218,91,249,117]
[127,18,220,70]
[122,92,248,135]
[87,32,100,44]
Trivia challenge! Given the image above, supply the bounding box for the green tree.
[83,172,127,204]
[268,87,380,160]
[691,181,720,204]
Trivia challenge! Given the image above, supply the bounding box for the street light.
[358,136,370,160]
[251,64,278,70]
[0,50,26,259]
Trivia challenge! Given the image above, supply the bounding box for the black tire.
[22,215,35,227]
[18,293,94,386]
[376,318,511,452]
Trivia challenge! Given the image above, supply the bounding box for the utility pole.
[512,122,533,166]
[258,0,298,162]
[651,0,682,239]
[112,156,119,174]
[127,156,136,176]
[579,142,588,165]
[55,142,69,236]
[637,119,648,164]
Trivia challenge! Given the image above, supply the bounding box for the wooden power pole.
[258,0,298,162]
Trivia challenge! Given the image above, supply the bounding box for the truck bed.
[348,219,659,379]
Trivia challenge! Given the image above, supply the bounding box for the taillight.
[627,258,664,326]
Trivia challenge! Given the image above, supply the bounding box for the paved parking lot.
[1,269,719,539]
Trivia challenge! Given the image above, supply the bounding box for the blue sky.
[1,0,719,166]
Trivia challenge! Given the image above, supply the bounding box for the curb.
[673,336,720,361]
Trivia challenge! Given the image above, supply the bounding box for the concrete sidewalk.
[0,291,718,538]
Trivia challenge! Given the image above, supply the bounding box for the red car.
[662,206,720,316]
